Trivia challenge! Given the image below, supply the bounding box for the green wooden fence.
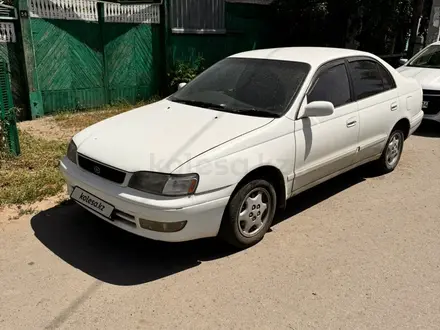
[0,61,20,156]
[103,23,161,104]
[11,0,274,119]
[26,2,162,116]
[31,19,106,114]
[0,16,28,121]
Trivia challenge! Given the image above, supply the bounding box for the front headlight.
[128,172,199,196]
[66,140,77,164]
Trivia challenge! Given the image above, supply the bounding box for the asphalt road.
[1,122,440,330]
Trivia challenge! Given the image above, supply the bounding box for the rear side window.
[377,64,396,90]
[308,64,351,108]
[349,60,385,100]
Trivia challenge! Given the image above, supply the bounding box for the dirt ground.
[16,105,133,143]
[1,122,439,330]
[18,117,77,142]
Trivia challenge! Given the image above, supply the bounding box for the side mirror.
[302,101,335,118]
[177,82,187,90]
[399,58,408,65]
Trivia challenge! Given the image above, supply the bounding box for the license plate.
[71,187,114,218]
[423,101,429,109]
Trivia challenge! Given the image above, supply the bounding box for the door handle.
[391,102,398,111]
[346,119,357,127]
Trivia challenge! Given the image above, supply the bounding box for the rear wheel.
[220,179,277,249]
[373,129,404,174]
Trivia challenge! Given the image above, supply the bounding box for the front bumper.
[59,157,231,242]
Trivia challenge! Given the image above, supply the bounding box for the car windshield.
[408,45,440,68]
[168,58,310,117]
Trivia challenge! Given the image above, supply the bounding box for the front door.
[293,60,360,193]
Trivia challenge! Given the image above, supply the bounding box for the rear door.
[347,58,399,161]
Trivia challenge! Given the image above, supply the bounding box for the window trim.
[294,55,397,120]
[294,57,352,120]
[306,58,355,109]
[346,56,397,102]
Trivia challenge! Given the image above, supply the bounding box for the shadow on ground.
[413,121,440,138]
[31,204,237,286]
[274,168,365,225]
[31,169,367,286]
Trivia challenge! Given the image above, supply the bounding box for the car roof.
[230,47,374,67]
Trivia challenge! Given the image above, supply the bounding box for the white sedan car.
[60,47,423,248]
[398,41,440,123]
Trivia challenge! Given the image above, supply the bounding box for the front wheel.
[220,179,277,249]
[373,129,405,174]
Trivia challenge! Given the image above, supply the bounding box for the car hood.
[75,100,274,173]
[397,66,440,89]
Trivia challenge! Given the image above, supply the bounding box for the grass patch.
[18,206,37,216]
[1,97,160,206]
[0,130,67,206]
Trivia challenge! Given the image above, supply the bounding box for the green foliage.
[0,107,20,157]
[0,117,8,156]
[168,57,205,91]
[273,0,417,55]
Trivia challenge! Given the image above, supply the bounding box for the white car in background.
[60,47,423,249]
[398,41,440,123]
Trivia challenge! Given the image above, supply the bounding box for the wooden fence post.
[17,0,44,119]
[159,0,169,96]
[98,2,109,105]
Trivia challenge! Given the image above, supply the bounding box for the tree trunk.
[390,34,397,54]
[408,0,425,57]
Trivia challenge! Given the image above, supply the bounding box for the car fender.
[172,117,296,195]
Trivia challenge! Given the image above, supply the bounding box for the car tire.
[373,129,405,174]
[220,179,277,249]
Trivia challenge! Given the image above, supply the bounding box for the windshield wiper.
[171,98,278,117]
[229,107,278,118]
[170,98,227,110]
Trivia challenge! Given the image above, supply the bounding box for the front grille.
[422,90,440,115]
[78,155,126,184]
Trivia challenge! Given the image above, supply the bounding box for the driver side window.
[308,64,352,108]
